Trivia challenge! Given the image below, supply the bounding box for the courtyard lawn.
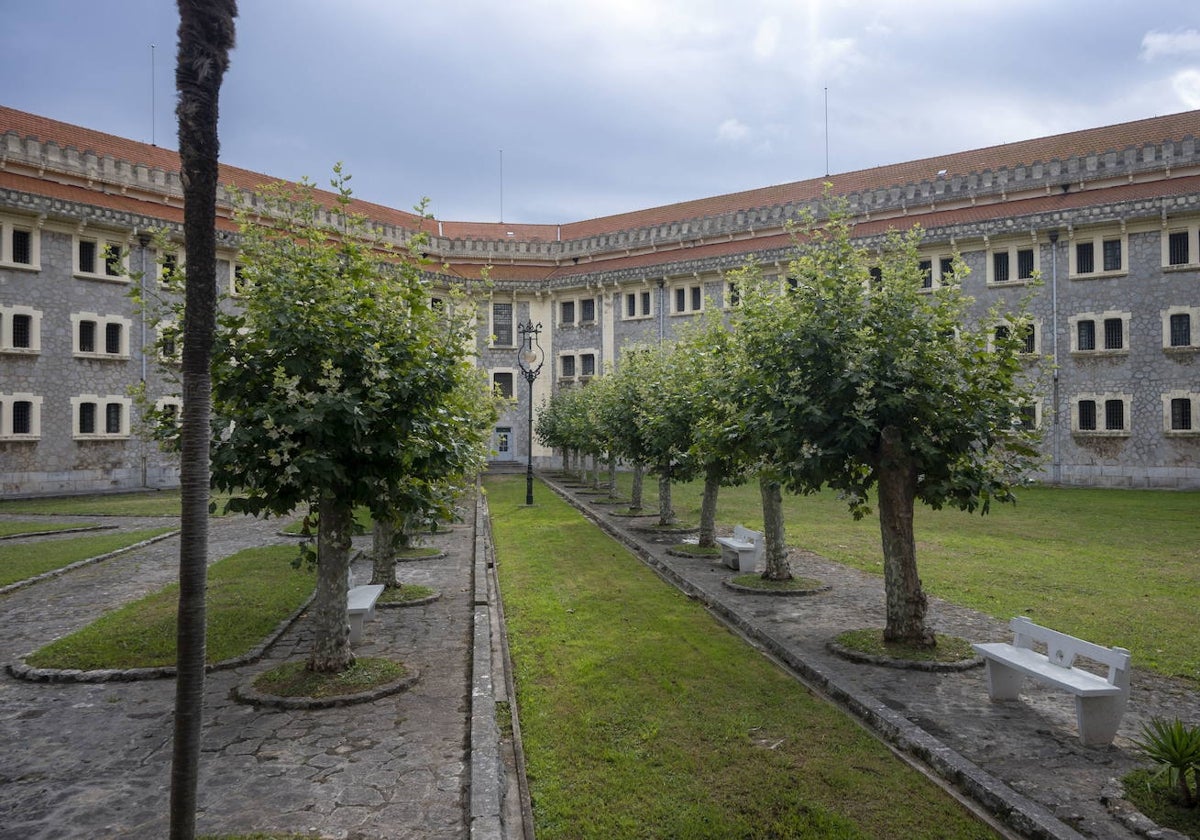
[0,528,176,587]
[614,474,1200,683]
[0,520,100,538]
[0,489,239,517]
[487,474,998,840]
[24,545,314,670]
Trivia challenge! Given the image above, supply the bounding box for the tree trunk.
[877,426,934,647]
[170,3,236,838]
[698,462,721,548]
[370,516,399,591]
[606,457,618,497]
[759,476,791,581]
[657,470,675,526]
[308,493,356,672]
[630,462,645,511]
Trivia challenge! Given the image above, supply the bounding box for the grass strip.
[617,475,1200,683]
[24,545,314,670]
[252,658,406,698]
[0,489,238,517]
[0,528,174,586]
[0,520,101,538]
[487,474,997,840]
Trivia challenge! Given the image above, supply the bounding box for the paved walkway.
[543,474,1200,840]
[0,511,480,840]
[1,478,1195,839]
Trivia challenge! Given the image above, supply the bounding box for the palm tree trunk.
[170,3,236,839]
[308,493,356,672]
[698,462,721,548]
[877,426,934,647]
[760,475,791,581]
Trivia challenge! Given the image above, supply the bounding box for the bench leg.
[720,549,739,570]
[1076,695,1128,746]
[982,660,1024,700]
[348,614,366,646]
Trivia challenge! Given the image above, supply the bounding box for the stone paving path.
[544,475,1200,840]
[0,512,477,840]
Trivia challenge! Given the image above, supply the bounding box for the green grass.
[252,657,406,698]
[730,573,825,592]
[24,545,315,670]
[0,489,238,517]
[488,474,997,840]
[0,520,101,537]
[1123,768,1200,838]
[377,584,436,604]
[0,528,175,586]
[834,629,977,663]
[613,474,1200,683]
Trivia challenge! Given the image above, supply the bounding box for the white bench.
[715,525,764,573]
[347,575,385,645]
[972,617,1131,746]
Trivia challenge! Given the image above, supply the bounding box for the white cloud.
[1141,29,1200,61]
[753,16,781,61]
[717,118,751,144]
[1172,68,1200,108]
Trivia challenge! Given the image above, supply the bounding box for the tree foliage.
[209,169,493,670]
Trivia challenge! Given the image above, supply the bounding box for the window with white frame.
[75,234,128,280]
[158,249,182,286]
[671,282,703,315]
[72,394,132,439]
[560,353,576,379]
[1162,307,1198,350]
[1162,391,1198,434]
[1069,311,1130,354]
[725,279,740,308]
[988,244,1038,284]
[0,217,40,270]
[623,288,653,320]
[580,297,596,324]
[492,371,514,399]
[580,352,596,378]
[71,312,131,359]
[1162,225,1198,269]
[1013,401,1041,431]
[0,393,42,440]
[157,321,182,363]
[1070,232,1126,278]
[229,262,250,297]
[0,305,42,354]
[560,299,576,326]
[993,320,1039,355]
[155,396,183,427]
[1073,393,1131,435]
[490,302,514,347]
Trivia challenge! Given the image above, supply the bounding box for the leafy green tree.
[210,170,484,672]
[171,2,236,837]
[738,205,1041,644]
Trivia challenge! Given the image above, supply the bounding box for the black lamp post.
[516,319,544,505]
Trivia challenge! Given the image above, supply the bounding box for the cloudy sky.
[4,1,1200,224]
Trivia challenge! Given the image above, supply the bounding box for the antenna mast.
[824,86,829,177]
[151,44,157,146]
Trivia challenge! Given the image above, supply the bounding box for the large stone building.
[1,105,1199,495]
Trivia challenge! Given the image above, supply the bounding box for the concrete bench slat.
[971,643,1123,696]
[347,583,385,645]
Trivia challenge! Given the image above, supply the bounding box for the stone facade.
[1,105,1198,494]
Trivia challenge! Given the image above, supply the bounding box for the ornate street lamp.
[516,319,544,505]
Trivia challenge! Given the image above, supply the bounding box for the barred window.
[1104,399,1125,431]
[1102,239,1122,272]
[1017,249,1035,280]
[105,402,123,434]
[493,372,514,399]
[1169,231,1190,266]
[79,240,97,274]
[103,244,123,276]
[79,402,97,435]
[939,257,954,283]
[1171,398,1193,431]
[492,303,513,346]
[675,287,686,313]
[581,353,595,377]
[11,229,31,265]
[1078,400,1097,431]
[1170,313,1191,347]
[561,300,575,324]
[690,285,702,312]
[581,298,595,322]
[12,401,31,435]
[79,320,97,353]
[640,291,651,315]
[992,252,1009,284]
[1016,405,1037,430]
[1077,320,1096,351]
[626,293,637,318]
[561,355,576,378]
[919,259,933,288]
[1020,324,1036,354]
[1076,242,1094,274]
[105,322,123,354]
[1103,318,1124,351]
[11,314,32,349]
